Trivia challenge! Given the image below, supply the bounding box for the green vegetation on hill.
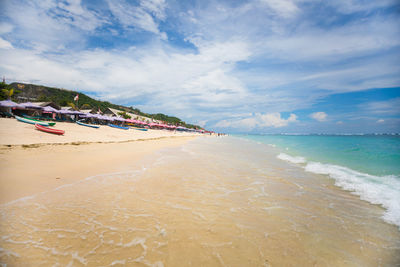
[7,82,201,129]
[0,82,20,100]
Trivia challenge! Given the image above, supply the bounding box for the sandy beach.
[0,118,198,146]
[1,118,399,266]
[0,118,198,203]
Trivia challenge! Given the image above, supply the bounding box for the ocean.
[235,134,400,228]
[1,136,400,266]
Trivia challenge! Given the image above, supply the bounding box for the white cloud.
[1,0,104,52]
[377,119,385,123]
[336,121,343,125]
[107,0,167,39]
[54,0,106,31]
[260,17,400,62]
[214,112,297,129]
[0,39,251,115]
[360,98,400,115]
[259,0,299,18]
[140,0,167,20]
[258,112,298,127]
[0,23,14,34]
[327,0,397,14]
[196,120,207,127]
[1,0,399,131]
[310,112,327,122]
[0,38,13,49]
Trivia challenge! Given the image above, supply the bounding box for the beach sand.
[1,118,399,266]
[0,117,197,145]
[0,118,198,203]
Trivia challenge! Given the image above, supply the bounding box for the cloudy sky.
[0,0,399,133]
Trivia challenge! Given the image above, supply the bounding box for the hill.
[2,82,201,129]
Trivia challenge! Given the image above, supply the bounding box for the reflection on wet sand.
[1,137,399,266]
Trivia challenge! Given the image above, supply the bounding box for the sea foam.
[277,152,400,228]
[304,161,400,229]
[277,153,306,164]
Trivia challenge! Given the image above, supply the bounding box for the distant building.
[16,96,37,102]
[79,108,98,114]
[103,107,156,123]
[61,106,75,111]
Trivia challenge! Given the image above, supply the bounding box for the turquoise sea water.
[234,134,400,228]
[236,134,400,176]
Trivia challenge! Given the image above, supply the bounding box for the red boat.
[35,124,65,135]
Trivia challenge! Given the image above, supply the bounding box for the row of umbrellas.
[0,100,191,130]
[0,100,85,115]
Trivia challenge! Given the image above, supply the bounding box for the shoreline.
[0,118,200,204]
[0,135,199,149]
[0,136,197,204]
[1,123,399,265]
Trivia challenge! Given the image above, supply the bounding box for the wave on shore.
[277,152,400,229]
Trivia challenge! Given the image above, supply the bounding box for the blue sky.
[0,0,399,133]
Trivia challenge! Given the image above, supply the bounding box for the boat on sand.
[16,116,54,126]
[131,127,148,131]
[108,124,129,130]
[22,115,56,126]
[76,120,100,129]
[35,124,65,135]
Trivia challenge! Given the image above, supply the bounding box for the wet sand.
[0,137,196,204]
[1,123,399,266]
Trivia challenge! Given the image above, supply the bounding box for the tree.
[1,88,13,100]
[67,102,77,110]
[80,103,91,110]
[118,111,131,119]
[38,94,50,102]
[0,82,13,100]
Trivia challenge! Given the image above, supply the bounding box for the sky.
[0,0,399,133]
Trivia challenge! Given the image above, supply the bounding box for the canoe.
[35,124,65,135]
[108,124,129,130]
[23,115,56,126]
[76,120,100,129]
[16,115,51,126]
[131,127,148,131]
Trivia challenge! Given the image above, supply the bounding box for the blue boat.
[131,127,148,131]
[76,120,100,129]
[108,124,129,130]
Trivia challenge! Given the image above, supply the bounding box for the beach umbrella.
[114,117,125,122]
[100,115,114,121]
[80,113,95,118]
[0,100,18,107]
[70,110,85,115]
[59,109,74,114]
[16,102,43,109]
[42,106,60,113]
[94,114,110,121]
[134,120,146,125]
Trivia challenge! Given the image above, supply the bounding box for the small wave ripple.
[277,153,400,229]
